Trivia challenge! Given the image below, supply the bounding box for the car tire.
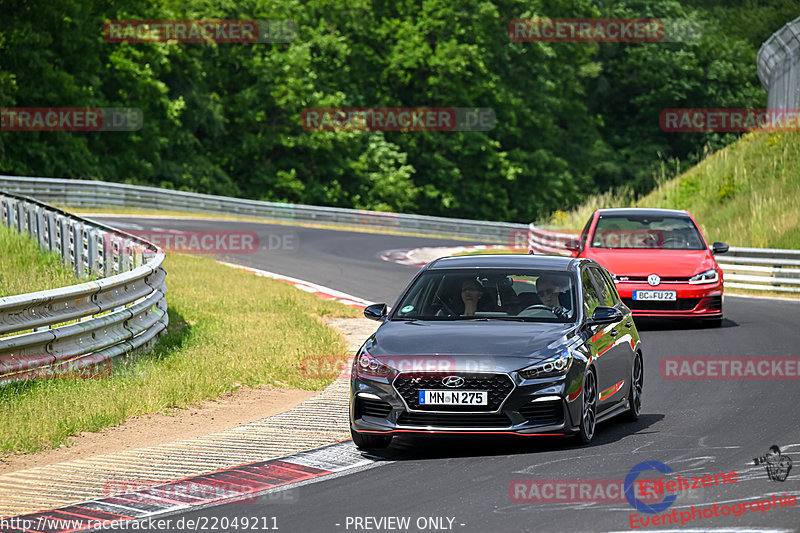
[351,429,392,450]
[622,352,643,422]
[576,369,597,444]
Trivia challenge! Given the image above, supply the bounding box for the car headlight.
[519,349,573,379]
[357,352,392,378]
[689,268,719,284]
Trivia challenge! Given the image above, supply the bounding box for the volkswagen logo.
[442,376,465,388]
[647,274,661,286]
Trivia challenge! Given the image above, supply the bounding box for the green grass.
[0,253,360,454]
[0,225,78,297]
[552,132,800,248]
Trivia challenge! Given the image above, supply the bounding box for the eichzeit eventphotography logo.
[1,107,142,132]
[103,19,298,43]
[300,108,495,132]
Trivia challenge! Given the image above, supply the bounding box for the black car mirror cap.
[587,306,623,326]
[364,303,388,321]
[565,239,580,252]
[711,241,729,254]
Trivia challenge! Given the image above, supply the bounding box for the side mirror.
[564,239,580,252]
[711,241,729,254]
[364,303,388,321]
[587,306,623,326]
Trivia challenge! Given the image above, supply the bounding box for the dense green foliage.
[0,0,795,221]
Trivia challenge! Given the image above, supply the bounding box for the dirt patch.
[0,317,379,475]
[322,316,380,352]
[0,385,316,474]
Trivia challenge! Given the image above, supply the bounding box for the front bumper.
[350,371,581,437]
[615,282,723,319]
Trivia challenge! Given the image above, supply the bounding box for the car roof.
[428,254,578,271]
[596,208,690,217]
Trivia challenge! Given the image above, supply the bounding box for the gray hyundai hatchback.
[350,254,643,449]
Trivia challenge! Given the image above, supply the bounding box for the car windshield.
[592,215,706,250]
[392,268,577,322]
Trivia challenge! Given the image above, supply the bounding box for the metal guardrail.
[1,175,797,294]
[0,175,529,242]
[715,247,800,293]
[0,191,168,385]
[526,224,800,294]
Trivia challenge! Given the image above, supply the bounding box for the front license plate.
[633,290,677,301]
[418,390,488,405]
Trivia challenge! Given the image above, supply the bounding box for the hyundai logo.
[647,274,661,286]
[442,376,465,388]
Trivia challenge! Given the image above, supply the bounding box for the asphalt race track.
[93,216,800,533]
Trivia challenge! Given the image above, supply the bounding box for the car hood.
[583,249,716,277]
[363,320,580,372]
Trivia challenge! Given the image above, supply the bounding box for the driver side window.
[581,269,602,317]
[591,267,618,307]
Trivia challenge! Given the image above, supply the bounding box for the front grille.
[703,295,722,310]
[623,298,700,311]
[393,372,514,412]
[519,400,563,425]
[356,398,392,419]
[397,412,512,428]
[617,276,690,283]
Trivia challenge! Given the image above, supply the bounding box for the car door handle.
[625,321,632,328]
[609,330,618,337]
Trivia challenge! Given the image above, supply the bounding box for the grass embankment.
[551,132,800,248]
[0,253,360,454]
[0,225,78,297]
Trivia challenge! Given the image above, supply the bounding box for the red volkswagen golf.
[568,208,729,326]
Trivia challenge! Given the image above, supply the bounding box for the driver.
[460,278,485,316]
[536,276,569,318]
